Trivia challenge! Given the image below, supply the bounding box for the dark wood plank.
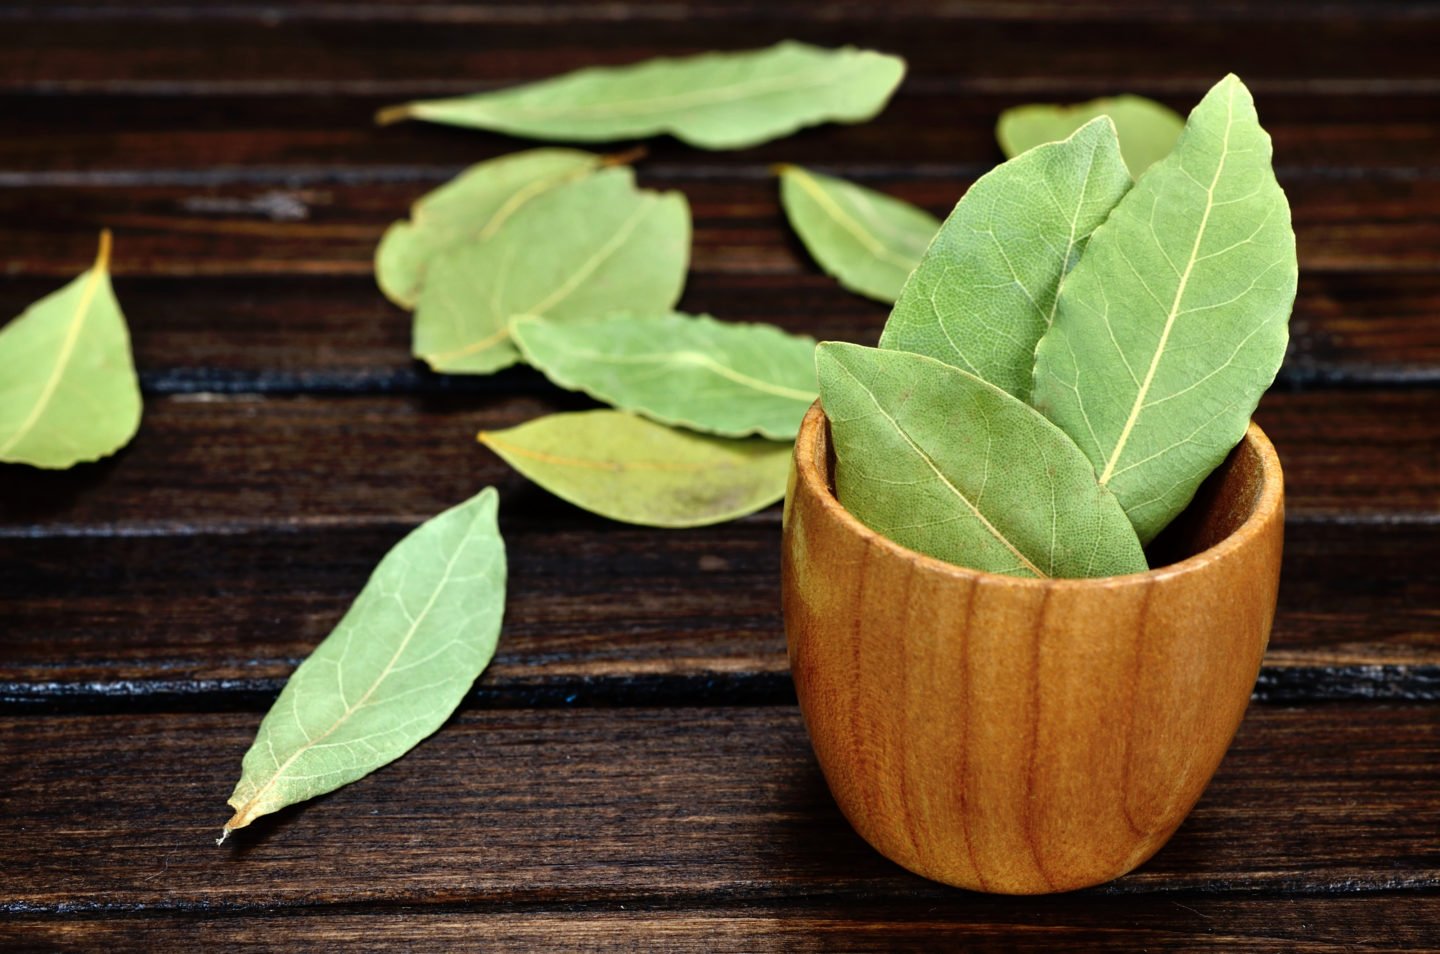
[1,270,1432,394]
[2,15,1438,95]
[0,389,1431,536]
[1,175,1437,279]
[1,521,1435,707]
[5,894,1439,953]
[0,705,1435,911]
[4,90,1439,177]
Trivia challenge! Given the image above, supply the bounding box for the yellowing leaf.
[222,488,507,840]
[511,312,817,440]
[0,231,142,469]
[1032,75,1296,544]
[879,117,1131,400]
[377,41,906,151]
[818,342,1146,579]
[777,164,939,303]
[479,411,790,528]
[376,148,605,309]
[413,168,690,374]
[997,94,1185,178]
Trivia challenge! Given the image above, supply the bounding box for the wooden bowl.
[781,403,1285,894]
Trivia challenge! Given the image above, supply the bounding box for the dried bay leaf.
[818,342,1147,579]
[878,117,1131,400]
[377,41,906,151]
[0,231,142,469]
[222,488,507,840]
[511,312,817,440]
[479,410,790,528]
[376,148,605,309]
[998,94,1185,178]
[1032,75,1296,544]
[776,164,939,303]
[413,167,689,374]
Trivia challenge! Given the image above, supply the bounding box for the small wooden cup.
[782,403,1284,894]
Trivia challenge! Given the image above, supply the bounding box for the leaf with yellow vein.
[479,411,791,528]
[0,231,142,469]
[221,488,506,841]
[412,168,690,374]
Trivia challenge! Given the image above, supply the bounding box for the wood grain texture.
[0,389,1430,536]
[0,705,1435,912]
[1,521,1435,708]
[6,895,1440,953]
[0,175,1437,279]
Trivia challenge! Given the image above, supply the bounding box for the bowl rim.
[792,401,1284,589]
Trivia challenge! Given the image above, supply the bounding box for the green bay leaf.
[1031,75,1296,544]
[0,231,142,469]
[776,165,939,303]
[511,312,817,440]
[377,41,906,151]
[413,167,690,374]
[818,342,1147,579]
[222,487,507,840]
[997,94,1185,178]
[480,410,790,528]
[878,117,1131,399]
[376,148,604,309]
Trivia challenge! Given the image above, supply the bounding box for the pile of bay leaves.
[2,39,1265,840]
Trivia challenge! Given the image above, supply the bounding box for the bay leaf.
[878,117,1131,400]
[1031,74,1296,544]
[776,164,939,303]
[376,41,906,151]
[510,312,817,440]
[479,410,790,528]
[0,230,142,469]
[222,487,507,840]
[997,94,1185,178]
[376,148,605,309]
[817,342,1147,579]
[413,167,689,374]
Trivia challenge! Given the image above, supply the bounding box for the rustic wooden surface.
[0,1,1435,950]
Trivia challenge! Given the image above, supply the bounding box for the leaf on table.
[0,230,142,469]
[1031,74,1296,544]
[878,117,1131,400]
[479,410,791,528]
[376,41,906,151]
[997,94,1185,178]
[413,167,690,374]
[221,487,507,840]
[376,148,607,309]
[776,164,939,303]
[511,312,817,440]
[818,342,1147,579]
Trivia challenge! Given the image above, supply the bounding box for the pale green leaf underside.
[818,343,1147,579]
[998,95,1185,178]
[0,232,142,469]
[480,410,791,528]
[511,312,817,440]
[378,41,906,151]
[413,168,690,374]
[224,488,507,836]
[879,117,1132,400]
[777,165,939,303]
[1032,74,1296,544]
[376,148,602,309]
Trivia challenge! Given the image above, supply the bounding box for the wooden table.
[1,2,1436,949]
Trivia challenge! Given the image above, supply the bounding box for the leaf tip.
[216,826,231,846]
[600,146,648,168]
[95,228,113,272]
[375,103,414,126]
[770,163,796,177]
